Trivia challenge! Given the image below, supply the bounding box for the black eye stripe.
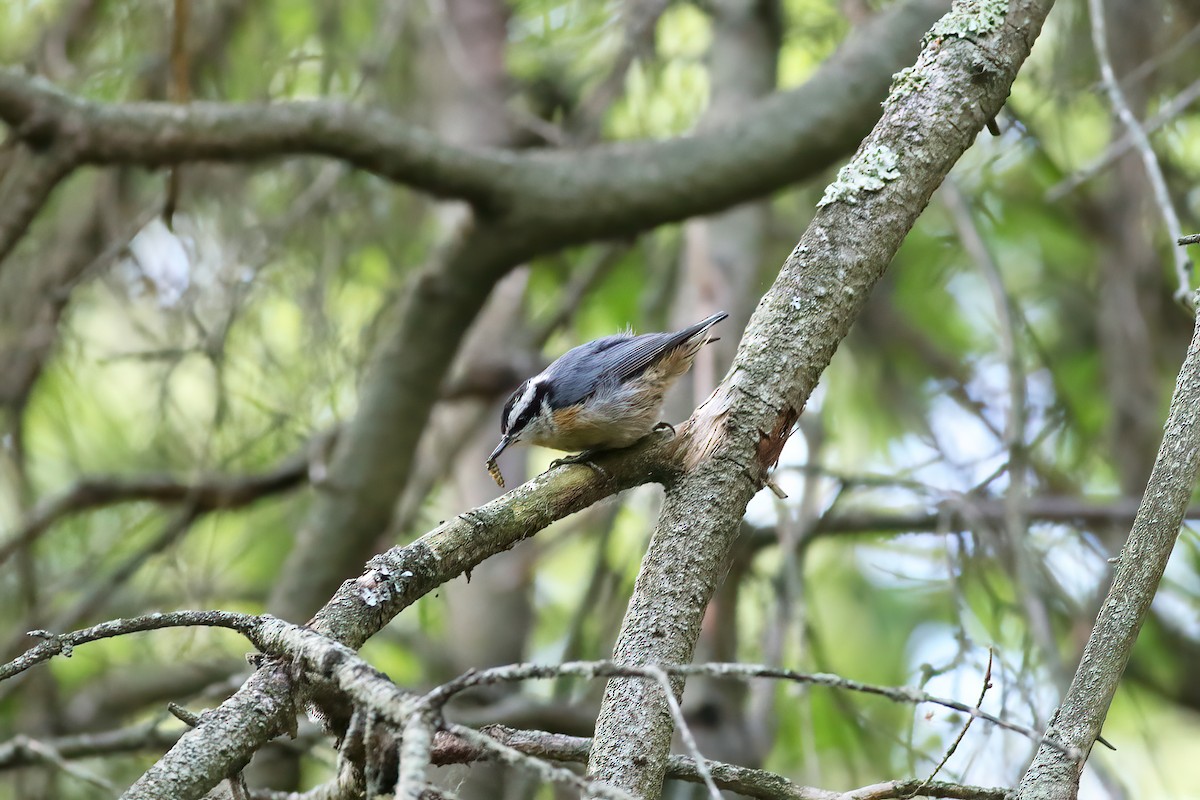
[506,381,552,436]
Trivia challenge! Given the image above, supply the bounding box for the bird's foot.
[549,450,610,480]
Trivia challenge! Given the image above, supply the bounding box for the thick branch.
[0,70,512,210]
[0,0,946,248]
[1015,302,1200,798]
[588,2,1058,797]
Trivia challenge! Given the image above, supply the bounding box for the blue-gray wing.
[542,312,728,408]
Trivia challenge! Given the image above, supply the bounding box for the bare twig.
[1179,233,1200,247]
[0,607,1026,800]
[164,0,191,226]
[1087,0,1191,300]
[646,665,721,800]
[424,660,1074,757]
[0,610,259,682]
[906,650,994,798]
[445,724,636,800]
[3,735,117,794]
[794,495,1200,539]
[0,723,181,770]
[1047,76,1200,200]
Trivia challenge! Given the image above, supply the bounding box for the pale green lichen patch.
[817,145,900,207]
[885,66,929,106]
[924,0,1008,45]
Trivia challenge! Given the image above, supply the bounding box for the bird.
[485,312,729,487]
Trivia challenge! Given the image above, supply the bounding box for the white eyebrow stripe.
[507,378,543,433]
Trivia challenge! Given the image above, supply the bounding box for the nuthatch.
[486,312,728,486]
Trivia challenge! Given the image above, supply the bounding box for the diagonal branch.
[587,1,1058,797]
[1086,0,1191,300]
[0,144,75,266]
[1015,305,1200,797]
[121,433,676,800]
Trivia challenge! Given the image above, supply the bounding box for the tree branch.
[1015,298,1200,796]
[0,69,512,211]
[587,1,1058,797]
[121,434,675,800]
[0,610,259,682]
[0,144,75,266]
[1085,0,1191,300]
[433,725,1009,800]
[1,603,1039,799]
[798,495,1200,539]
[0,0,946,256]
[0,725,183,770]
[0,447,314,568]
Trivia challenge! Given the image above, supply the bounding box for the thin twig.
[645,665,722,800]
[1047,76,1200,200]
[0,447,312,568]
[424,660,1078,758]
[431,724,1010,800]
[1088,0,1192,300]
[0,723,180,770]
[0,610,259,682]
[906,649,994,798]
[6,735,118,794]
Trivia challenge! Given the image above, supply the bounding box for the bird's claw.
[549,451,610,480]
[652,421,676,438]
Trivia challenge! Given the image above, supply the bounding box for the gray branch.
[587,1,1058,797]
[435,725,1008,800]
[1,606,1035,800]
[121,435,674,800]
[0,0,946,268]
[1015,302,1200,798]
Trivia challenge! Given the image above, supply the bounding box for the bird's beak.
[488,434,514,463]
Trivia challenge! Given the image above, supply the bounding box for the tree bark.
[587,2,1057,797]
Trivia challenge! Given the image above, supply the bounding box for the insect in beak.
[485,434,514,488]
